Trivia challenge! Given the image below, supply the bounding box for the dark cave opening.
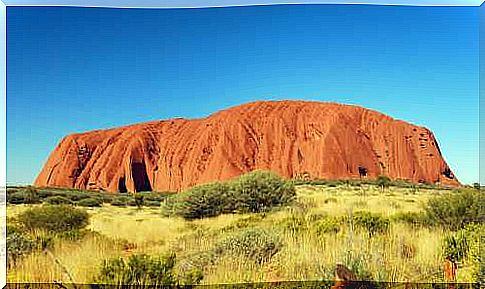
[132,161,152,192]
[358,166,368,178]
[118,177,127,193]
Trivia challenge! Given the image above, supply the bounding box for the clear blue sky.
[7,5,479,185]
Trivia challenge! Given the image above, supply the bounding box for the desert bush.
[65,191,94,201]
[97,193,114,204]
[7,187,41,204]
[177,251,213,285]
[110,196,135,207]
[232,170,296,213]
[424,189,484,230]
[376,175,391,192]
[214,228,282,263]
[25,187,41,204]
[443,231,469,263]
[7,230,35,267]
[44,195,73,205]
[342,251,373,281]
[277,211,326,233]
[7,191,27,204]
[277,214,307,233]
[179,268,204,285]
[166,182,234,219]
[77,197,103,207]
[352,211,390,236]
[144,200,161,207]
[391,211,431,227]
[443,224,483,266]
[164,171,295,219]
[97,253,178,286]
[6,187,19,194]
[460,224,484,283]
[17,205,89,233]
[142,193,163,202]
[313,216,343,234]
[35,189,55,199]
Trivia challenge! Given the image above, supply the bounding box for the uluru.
[34,100,459,192]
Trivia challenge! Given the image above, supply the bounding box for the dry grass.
[7,185,474,284]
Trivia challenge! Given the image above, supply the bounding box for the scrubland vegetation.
[5,171,484,285]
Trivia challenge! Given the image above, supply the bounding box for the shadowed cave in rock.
[131,161,152,192]
[118,177,127,193]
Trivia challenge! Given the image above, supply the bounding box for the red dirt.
[34,100,460,192]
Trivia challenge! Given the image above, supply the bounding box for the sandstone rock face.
[34,101,459,192]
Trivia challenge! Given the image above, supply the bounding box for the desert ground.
[5,176,483,286]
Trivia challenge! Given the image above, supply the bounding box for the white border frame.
[0,0,482,287]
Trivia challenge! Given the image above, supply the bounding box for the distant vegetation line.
[8,173,465,195]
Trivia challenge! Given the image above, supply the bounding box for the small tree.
[376,175,391,193]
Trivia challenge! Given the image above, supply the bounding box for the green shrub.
[342,251,373,281]
[179,268,204,285]
[313,217,343,234]
[17,205,89,233]
[214,228,282,263]
[166,182,234,220]
[44,195,73,205]
[178,251,214,285]
[35,189,52,199]
[77,197,103,207]
[7,191,27,204]
[142,193,166,202]
[443,224,483,266]
[232,170,296,213]
[6,187,19,194]
[96,193,114,203]
[97,253,177,286]
[7,230,35,267]
[277,212,328,233]
[144,200,161,207]
[7,187,41,204]
[111,196,134,207]
[443,231,469,263]
[165,171,295,219]
[461,224,484,283]
[352,211,390,236]
[376,175,391,192]
[277,214,307,233]
[391,211,431,227]
[65,191,93,201]
[424,189,484,230]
